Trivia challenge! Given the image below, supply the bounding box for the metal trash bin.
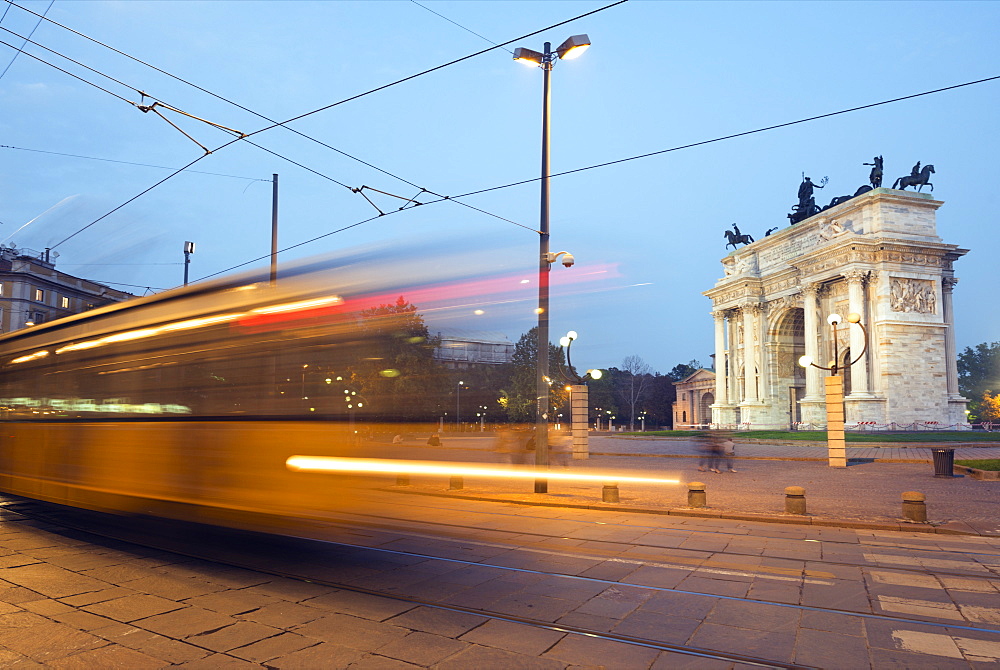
[932,448,955,478]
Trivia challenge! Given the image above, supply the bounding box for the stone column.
[728,309,741,405]
[801,283,823,401]
[942,277,961,398]
[742,304,758,403]
[845,270,872,396]
[713,311,728,407]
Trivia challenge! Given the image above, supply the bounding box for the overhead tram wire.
[3,0,423,192]
[1,20,514,223]
[447,74,1000,201]
[1,145,270,182]
[0,0,50,81]
[4,0,626,194]
[41,3,631,253]
[197,73,1000,281]
[409,0,513,54]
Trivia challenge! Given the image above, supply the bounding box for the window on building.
[61,296,70,309]
[0,283,4,296]
[34,289,44,302]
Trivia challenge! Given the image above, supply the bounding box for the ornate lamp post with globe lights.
[558,330,603,460]
[798,312,869,467]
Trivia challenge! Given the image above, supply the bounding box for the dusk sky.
[2,0,997,374]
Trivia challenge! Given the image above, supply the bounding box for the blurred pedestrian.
[720,432,737,472]
[494,426,526,464]
[696,434,718,473]
[550,429,572,467]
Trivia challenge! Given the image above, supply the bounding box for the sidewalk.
[390,435,1000,537]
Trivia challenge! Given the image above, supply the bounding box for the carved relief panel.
[889,278,937,314]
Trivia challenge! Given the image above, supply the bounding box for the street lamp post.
[513,35,590,493]
[456,380,464,431]
[558,330,603,460]
[183,241,195,286]
[798,312,869,467]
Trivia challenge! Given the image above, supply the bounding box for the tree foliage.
[355,296,442,419]
[499,327,571,423]
[958,341,1000,422]
[979,391,1000,422]
[667,359,703,382]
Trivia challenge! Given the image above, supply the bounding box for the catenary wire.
[0,0,561,232]
[451,75,1000,200]
[42,2,629,253]
[409,0,513,53]
[238,0,628,138]
[1,145,270,182]
[0,35,136,105]
[5,0,583,190]
[0,23,145,97]
[0,0,50,81]
[198,74,1000,281]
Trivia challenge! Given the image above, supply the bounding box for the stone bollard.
[902,491,927,522]
[449,476,463,491]
[602,483,620,503]
[396,474,410,486]
[784,486,807,515]
[688,482,707,508]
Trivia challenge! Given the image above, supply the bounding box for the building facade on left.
[0,246,134,333]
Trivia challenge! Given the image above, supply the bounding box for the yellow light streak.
[54,313,245,354]
[10,350,49,364]
[250,295,342,315]
[286,456,680,485]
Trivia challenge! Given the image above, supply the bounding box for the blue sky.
[1,0,997,374]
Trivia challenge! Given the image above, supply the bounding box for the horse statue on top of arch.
[892,164,935,192]
[724,227,754,250]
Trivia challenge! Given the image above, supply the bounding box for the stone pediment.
[676,368,715,385]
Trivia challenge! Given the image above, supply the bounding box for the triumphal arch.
[704,187,968,428]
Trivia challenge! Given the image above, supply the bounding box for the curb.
[590,452,931,464]
[387,487,985,537]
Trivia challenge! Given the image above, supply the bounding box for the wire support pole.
[535,42,553,494]
[270,173,279,286]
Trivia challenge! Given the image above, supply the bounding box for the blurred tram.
[0,250,554,530]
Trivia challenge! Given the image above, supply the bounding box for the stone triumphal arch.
[704,188,968,428]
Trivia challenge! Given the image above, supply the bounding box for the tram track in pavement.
[303,505,1000,583]
[5,497,1000,663]
[2,497,813,670]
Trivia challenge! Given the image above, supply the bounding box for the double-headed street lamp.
[798,312,869,467]
[513,34,591,493]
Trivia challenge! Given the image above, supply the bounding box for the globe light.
[827,313,842,326]
[847,312,862,323]
[798,355,814,368]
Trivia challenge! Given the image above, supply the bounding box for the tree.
[958,341,1000,422]
[667,359,703,382]
[498,327,571,423]
[617,355,653,431]
[979,391,1000,422]
[355,296,443,420]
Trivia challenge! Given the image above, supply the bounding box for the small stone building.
[704,188,967,428]
[672,368,716,428]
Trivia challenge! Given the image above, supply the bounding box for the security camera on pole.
[513,34,591,494]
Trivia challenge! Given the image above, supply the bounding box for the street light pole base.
[534,480,548,494]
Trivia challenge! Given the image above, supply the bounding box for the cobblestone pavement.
[2,489,1000,669]
[1,435,998,668]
